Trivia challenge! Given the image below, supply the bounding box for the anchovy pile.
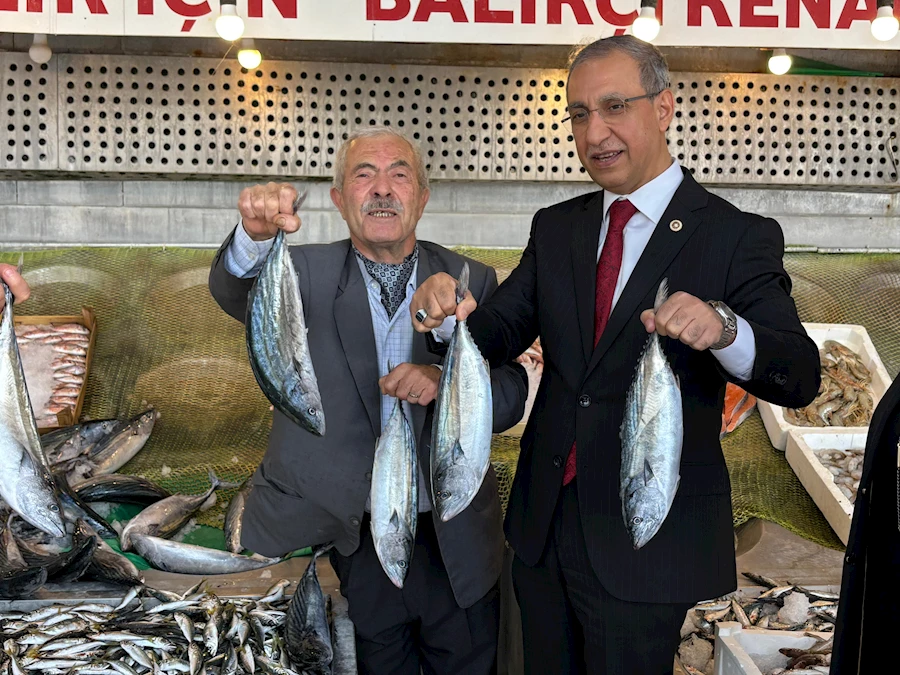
[0,566,338,675]
[812,447,864,504]
[677,572,840,675]
[15,322,90,421]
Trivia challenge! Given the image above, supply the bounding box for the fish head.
[432,463,479,522]
[286,377,326,436]
[375,529,414,588]
[133,409,158,435]
[18,481,66,538]
[623,483,667,550]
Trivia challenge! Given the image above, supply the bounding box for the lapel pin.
[669,219,683,232]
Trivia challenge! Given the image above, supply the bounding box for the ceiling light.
[215,0,244,42]
[767,49,792,76]
[872,1,899,41]
[632,2,660,42]
[28,34,52,65]
[237,39,262,69]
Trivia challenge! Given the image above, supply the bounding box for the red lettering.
[786,0,829,27]
[521,0,535,22]
[248,0,297,18]
[413,0,467,21]
[0,0,43,9]
[740,0,777,27]
[475,0,513,23]
[836,0,877,27]
[57,0,108,13]
[367,0,410,19]
[548,0,591,24]
[687,0,732,26]
[136,0,209,15]
[596,0,633,26]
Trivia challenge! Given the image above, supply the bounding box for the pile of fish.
[15,322,90,423]
[246,188,326,437]
[429,262,493,524]
[784,340,875,428]
[677,572,840,675]
[619,279,683,550]
[721,383,757,440]
[812,447,864,504]
[0,550,341,675]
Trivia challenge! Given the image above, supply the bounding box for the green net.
[3,246,894,554]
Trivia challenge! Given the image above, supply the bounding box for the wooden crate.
[784,428,865,545]
[757,322,892,451]
[14,307,97,433]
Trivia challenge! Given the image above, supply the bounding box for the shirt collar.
[602,158,684,226]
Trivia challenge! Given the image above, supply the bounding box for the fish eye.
[631,516,643,525]
[49,504,59,512]
[308,408,317,416]
[398,561,407,568]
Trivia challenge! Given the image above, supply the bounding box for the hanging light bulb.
[28,34,52,65]
[237,39,262,69]
[767,49,792,75]
[632,0,660,42]
[215,0,245,42]
[872,0,899,41]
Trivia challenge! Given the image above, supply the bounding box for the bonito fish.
[224,477,252,554]
[130,535,284,575]
[370,396,417,588]
[246,189,326,437]
[0,261,66,538]
[430,262,493,522]
[619,278,683,550]
[285,545,333,675]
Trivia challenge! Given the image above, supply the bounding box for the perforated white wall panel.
[1,53,898,188]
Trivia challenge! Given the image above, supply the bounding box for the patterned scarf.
[354,244,419,319]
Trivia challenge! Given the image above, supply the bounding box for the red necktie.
[562,198,637,486]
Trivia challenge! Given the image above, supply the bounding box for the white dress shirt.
[600,159,756,381]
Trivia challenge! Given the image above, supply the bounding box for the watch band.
[708,301,737,350]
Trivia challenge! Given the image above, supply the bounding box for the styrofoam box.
[785,429,866,545]
[714,622,831,675]
[758,322,892,451]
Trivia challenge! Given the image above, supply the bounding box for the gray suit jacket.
[209,231,528,608]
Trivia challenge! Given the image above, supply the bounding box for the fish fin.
[387,359,395,372]
[451,439,466,463]
[389,510,401,531]
[456,262,470,302]
[643,459,655,485]
[654,278,669,312]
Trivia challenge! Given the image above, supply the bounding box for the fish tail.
[313,542,334,560]
[16,253,23,275]
[456,262,470,302]
[654,278,669,312]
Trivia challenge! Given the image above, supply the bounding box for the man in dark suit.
[410,36,821,674]
[208,127,528,675]
[831,371,900,674]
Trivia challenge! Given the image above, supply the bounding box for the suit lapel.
[586,170,709,376]
[334,246,381,437]
[410,245,439,453]
[572,192,605,365]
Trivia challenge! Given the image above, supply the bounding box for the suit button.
[365,472,372,481]
[845,553,855,564]
[579,394,591,407]
[350,517,360,527]
[553,455,563,468]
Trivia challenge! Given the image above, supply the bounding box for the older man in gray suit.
[208,126,528,675]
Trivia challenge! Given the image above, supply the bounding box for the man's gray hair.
[567,35,671,98]
[332,126,429,191]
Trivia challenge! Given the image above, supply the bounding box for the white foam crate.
[785,429,866,546]
[714,622,830,675]
[758,322,892,451]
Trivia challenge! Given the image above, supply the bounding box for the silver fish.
[84,409,157,477]
[47,419,126,467]
[430,262,493,522]
[0,264,66,538]
[246,189,325,437]
[224,477,252,554]
[121,469,233,551]
[284,545,332,675]
[619,278,683,550]
[0,513,26,568]
[130,535,284,575]
[78,520,143,586]
[370,396,417,588]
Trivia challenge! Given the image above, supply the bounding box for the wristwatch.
[707,300,737,350]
